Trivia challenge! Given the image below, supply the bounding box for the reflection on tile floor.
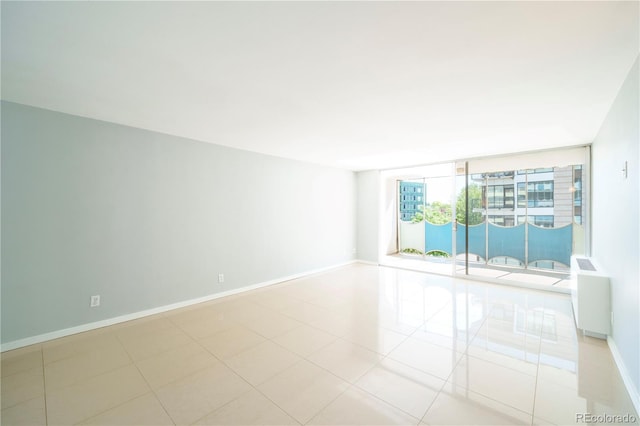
[1,264,637,425]
[381,255,568,288]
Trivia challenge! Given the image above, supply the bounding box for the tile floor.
[381,255,572,289]
[1,264,637,425]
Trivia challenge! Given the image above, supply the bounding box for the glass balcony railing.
[400,219,578,271]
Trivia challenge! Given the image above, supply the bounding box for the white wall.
[381,174,400,257]
[356,171,379,263]
[591,57,639,399]
[1,101,357,346]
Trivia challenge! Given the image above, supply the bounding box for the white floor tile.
[2,264,635,426]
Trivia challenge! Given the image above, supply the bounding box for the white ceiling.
[2,1,638,171]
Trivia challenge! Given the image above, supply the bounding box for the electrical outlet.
[218,273,225,283]
[90,295,101,307]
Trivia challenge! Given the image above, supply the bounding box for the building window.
[517,181,554,207]
[489,215,515,227]
[573,165,582,224]
[485,184,514,209]
[399,181,424,221]
[517,168,553,175]
[517,215,554,228]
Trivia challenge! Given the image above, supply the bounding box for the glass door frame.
[452,147,590,291]
[379,146,589,293]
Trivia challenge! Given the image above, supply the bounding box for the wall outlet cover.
[90,295,101,307]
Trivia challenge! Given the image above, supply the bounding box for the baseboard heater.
[570,256,611,338]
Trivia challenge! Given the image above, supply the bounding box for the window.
[517,168,553,175]
[573,165,583,224]
[534,215,554,227]
[486,184,514,209]
[517,215,554,228]
[399,181,424,221]
[401,194,422,202]
[489,215,515,226]
[517,181,554,207]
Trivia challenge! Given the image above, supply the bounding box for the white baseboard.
[608,336,640,416]
[1,260,357,352]
[355,259,379,266]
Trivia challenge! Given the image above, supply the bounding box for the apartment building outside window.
[486,184,515,209]
[518,181,554,208]
[517,215,555,228]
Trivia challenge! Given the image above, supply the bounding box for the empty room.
[1,1,639,425]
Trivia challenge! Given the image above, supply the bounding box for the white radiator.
[570,256,611,338]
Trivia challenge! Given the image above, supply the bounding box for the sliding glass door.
[398,178,426,255]
[382,146,589,289]
[454,147,589,288]
[391,164,456,275]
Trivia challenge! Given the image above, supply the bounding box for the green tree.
[409,185,484,225]
[411,201,452,224]
[456,184,483,225]
[408,201,452,258]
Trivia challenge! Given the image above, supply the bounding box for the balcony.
[397,218,583,288]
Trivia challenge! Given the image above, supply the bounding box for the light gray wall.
[592,57,639,393]
[1,101,357,344]
[382,175,399,256]
[356,171,379,263]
